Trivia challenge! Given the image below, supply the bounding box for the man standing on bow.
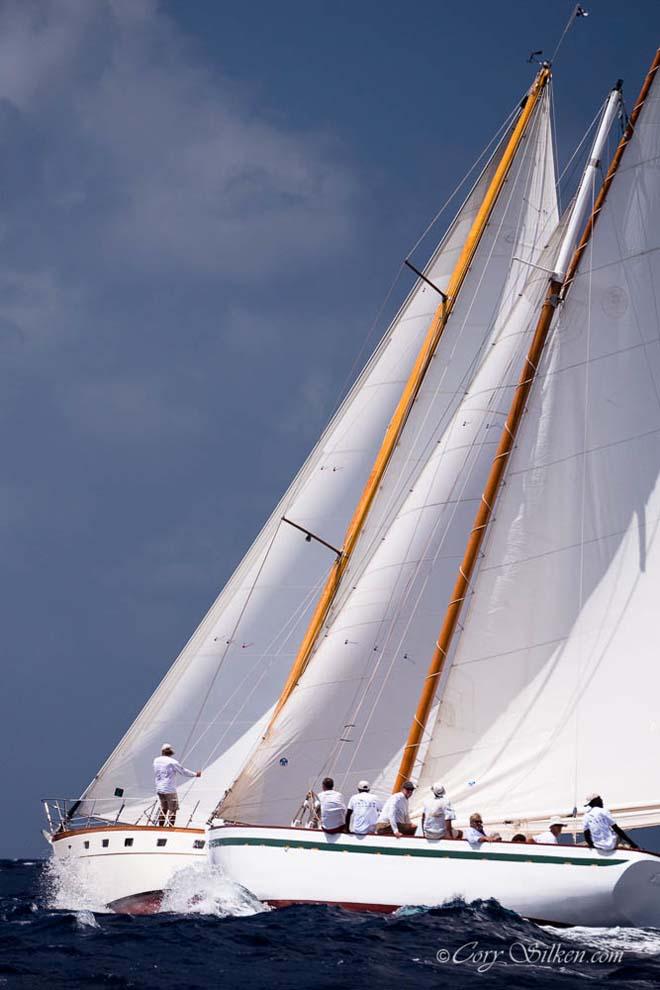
[153,744,201,827]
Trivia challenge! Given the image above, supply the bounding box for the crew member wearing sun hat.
[346,780,382,835]
[532,817,566,844]
[583,793,639,852]
[153,744,201,827]
[421,783,461,840]
[376,780,417,837]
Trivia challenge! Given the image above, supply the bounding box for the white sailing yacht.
[208,49,660,927]
[46,48,557,912]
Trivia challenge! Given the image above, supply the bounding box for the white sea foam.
[75,910,101,930]
[547,925,660,954]
[160,862,268,917]
[41,855,111,914]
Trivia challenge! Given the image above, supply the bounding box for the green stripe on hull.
[209,835,625,867]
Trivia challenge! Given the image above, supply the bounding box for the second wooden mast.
[266,66,551,731]
[394,49,660,792]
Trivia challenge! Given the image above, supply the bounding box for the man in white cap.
[532,817,566,844]
[346,780,383,836]
[153,744,201,827]
[583,793,639,852]
[376,780,417,837]
[421,782,461,840]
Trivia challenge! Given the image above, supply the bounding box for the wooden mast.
[393,47,660,792]
[266,66,551,732]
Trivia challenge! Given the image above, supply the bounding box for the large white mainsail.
[221,85,559,825]
[413,70,660,833]
[76,111,516,826]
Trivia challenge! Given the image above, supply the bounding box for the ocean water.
[2,859,660,989]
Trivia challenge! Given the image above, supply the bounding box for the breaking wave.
[160,861,268,916]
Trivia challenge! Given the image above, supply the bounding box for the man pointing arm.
[153,743,201,827]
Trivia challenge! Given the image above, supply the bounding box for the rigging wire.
[187,578,325,767]
[550,79,562,214]
[550,3,589,67]
[556,99,605,195]
[178,517,286,761]
[325,99,524,423]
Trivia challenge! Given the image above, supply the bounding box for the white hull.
[51,825,207,913]
[208,824,660,927]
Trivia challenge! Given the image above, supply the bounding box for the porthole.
[157,838,167,847]
[84,841,89,850]
[102,839,109,848]
[124,837,134,847]
[193,839,206,850]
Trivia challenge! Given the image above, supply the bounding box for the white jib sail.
[221,88,559,825]
[76,113,513,826]
[414,73,660,834]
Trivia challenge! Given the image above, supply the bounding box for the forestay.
[414,74,660,833]
[221,89,559,825]
[77,120,511,825]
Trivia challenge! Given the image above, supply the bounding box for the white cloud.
[0,0,359,448]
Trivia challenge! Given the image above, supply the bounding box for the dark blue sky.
[2,0,658,857]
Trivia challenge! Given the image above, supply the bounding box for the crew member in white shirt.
[153,744,201,827]
[583,793,639,852]
[346,781,382,835]
[376,780,417,837]
[532,817,566,844]
[463,813,501,846]
[314,777,347,833]
[421,783,461,840]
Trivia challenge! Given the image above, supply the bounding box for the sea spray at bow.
[42,854,266,918]
[159,861,268,917]
[41,852,111,914]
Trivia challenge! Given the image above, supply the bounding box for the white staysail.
[221,89,559,825]
[414,73,660,833]
[77,118,513,825]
